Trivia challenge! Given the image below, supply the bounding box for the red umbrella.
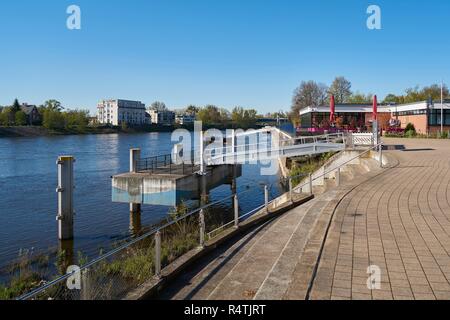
[373,95,378,121]
[330,95,336,124]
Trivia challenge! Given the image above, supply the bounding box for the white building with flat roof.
[97,99,147,126]
[147,108,176,125]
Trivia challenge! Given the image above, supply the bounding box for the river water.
[0,130,292,278]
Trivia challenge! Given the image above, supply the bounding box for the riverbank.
[0,125,183,138]
[0,123,280,138]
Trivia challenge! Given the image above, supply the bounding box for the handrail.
[292,142,383,192]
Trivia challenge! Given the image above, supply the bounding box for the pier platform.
[112,164,242,207]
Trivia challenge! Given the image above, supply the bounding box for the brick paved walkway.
[310,138,450,300]
[160,138,450,300]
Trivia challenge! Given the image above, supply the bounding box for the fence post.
[265,185,269,212]
[289,178,293,203]
[56,156,75,240]
[199,209,205,247]
[154,231,161,279]
[234,195,239,228]
[336,168,341,186]
[309,173,313,196]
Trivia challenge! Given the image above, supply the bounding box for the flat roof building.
[97,99,147,126]
[299,99,450,134]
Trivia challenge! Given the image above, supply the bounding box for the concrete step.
[253,196,333,300]
[204,200,315,300]
[160,219,274,300]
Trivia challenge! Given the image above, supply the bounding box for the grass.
[289,152,336,187]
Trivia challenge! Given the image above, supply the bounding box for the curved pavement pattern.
[160,138,450,300]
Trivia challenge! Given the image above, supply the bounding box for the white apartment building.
[147,108,176,125]
[175,114,196,125]
[97,99,147,126]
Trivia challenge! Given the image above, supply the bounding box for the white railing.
[351,133,375,147]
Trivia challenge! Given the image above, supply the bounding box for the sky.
[0,0,449,114]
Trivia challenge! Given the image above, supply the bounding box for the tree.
[150,101,167,111]
[382,84,449,104]
[64,109,90,130]
[15,111,27,126]
[232,107,258,128]
[291,80,328,125]
[197,105,222,124]
[11,99,21,114]
[328,77,352,103]
[383,94,401,104]
[185,105,199,115]
[42,108,65,130]
[43,100,64,112]
[0,107,14,126]
[347,92,373,104]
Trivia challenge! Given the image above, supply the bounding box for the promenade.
[160,138,450,300]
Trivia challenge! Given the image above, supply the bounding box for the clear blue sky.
[0,0,449,114]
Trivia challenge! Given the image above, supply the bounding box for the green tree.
[11,99,21,114]
[328,76,352,103]
[63,109,90,130]
[197,105,222,124]
[231,107,258,128]
[42,108,65,130]
[347,92,373,104]
[43,100,64,112]
[0,108,13,126]
[15,111,27,126]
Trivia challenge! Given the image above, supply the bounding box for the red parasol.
[373,95,378,121]
[330,95,336,124]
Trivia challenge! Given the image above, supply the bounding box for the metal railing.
[18,184,277,300]
[18,141,384,300]
[136,153,200,175]
[291,142,384,194]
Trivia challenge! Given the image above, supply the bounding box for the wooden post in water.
[56,156,75,241]
[129,148,141,214]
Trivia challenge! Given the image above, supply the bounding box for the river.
[0,130,292,279]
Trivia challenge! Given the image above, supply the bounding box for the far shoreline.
[0,123,273,138]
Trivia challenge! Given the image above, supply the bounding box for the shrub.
[15,111,27,126]
[404,130,416,138]
[405,123,416,133]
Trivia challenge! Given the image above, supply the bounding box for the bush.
[405,123,416,133]
[15,111,27,126]
[405,130,416,138]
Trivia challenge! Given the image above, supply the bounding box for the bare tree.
[291,81,328,124]
[328,77,352,103]
[150,101,167,111]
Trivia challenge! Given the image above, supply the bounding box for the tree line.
[156,102,262,129]
[0,99,90,131]
[290,77,449,125]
